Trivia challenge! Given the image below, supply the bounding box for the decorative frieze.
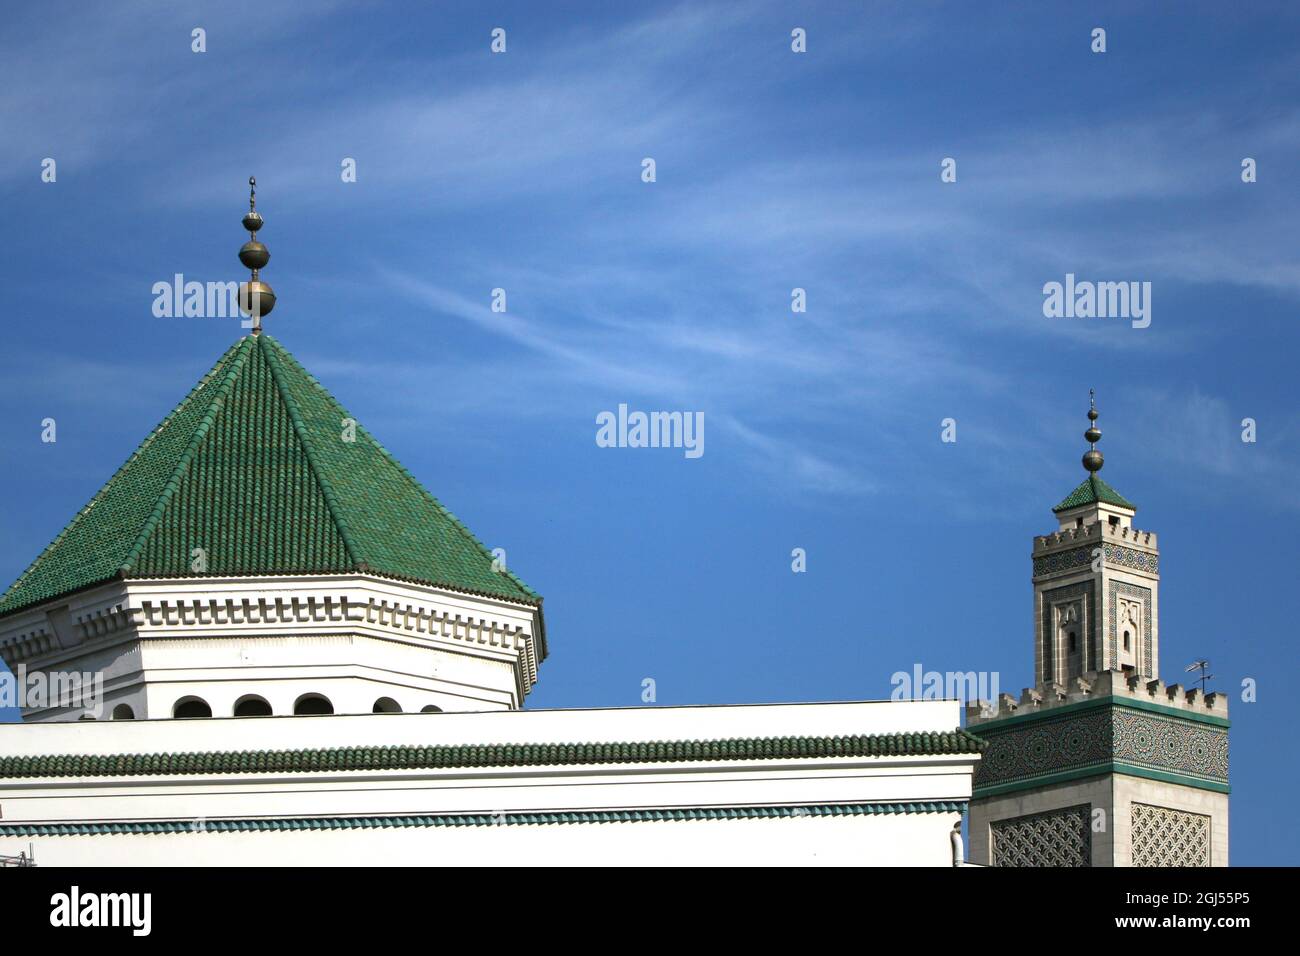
[1033,543,1158,578]
[973,699,1228,794]
[0,574,544,715]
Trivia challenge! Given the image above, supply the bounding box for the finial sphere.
[239,280,276,318]
[1085,426,1101,444]
[238,177,274,329]
[239,240,270,270]
[1082,449,1104,472]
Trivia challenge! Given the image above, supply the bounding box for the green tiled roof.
[0,334,539,617]
[1052,473,1136,513]
[0,730,985,779]
[0,802,968,837]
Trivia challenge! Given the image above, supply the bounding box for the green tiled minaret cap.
[0,335,541,618]
[1052,473,1137,513]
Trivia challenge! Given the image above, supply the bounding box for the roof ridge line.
[118,338,255,575]
[0,340,248,610]
[350,420,539,599]
[258,336,365,570]
[265,338,536,599]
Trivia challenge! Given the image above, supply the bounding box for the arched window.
[173,697,212,719]
[234,695,272,717]
[420,705,443,714]
[111,704,135,721]
[1123,630,1131,652]
[1067,631,1077,654]
[372,697,402,714]
[293,693,334,716]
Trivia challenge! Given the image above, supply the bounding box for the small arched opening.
[234,695,273,717]
[372,697,402,714]
[420,705,443,714]
[111,704,136,721]
[173,697,212,719]
[293,693,334,716]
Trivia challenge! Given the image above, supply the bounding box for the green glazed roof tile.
[1052,473,1136,513]
[0,334,539,617]
[0,729,986,779]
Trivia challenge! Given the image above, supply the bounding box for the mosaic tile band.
[975,704,1228,790]
[1033,543,1159,578]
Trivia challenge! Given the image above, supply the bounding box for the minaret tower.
[966,394,1229,867]
[1032,391,1159,686]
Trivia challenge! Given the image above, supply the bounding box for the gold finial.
[238,176,275,334]
[1082,388,1103,473]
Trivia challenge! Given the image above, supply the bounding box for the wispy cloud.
[4,0,1297,512]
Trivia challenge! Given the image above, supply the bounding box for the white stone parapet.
[1033,521,1158,554]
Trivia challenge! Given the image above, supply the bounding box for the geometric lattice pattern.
[991,805,1091,867]
[1131,803,1210,866]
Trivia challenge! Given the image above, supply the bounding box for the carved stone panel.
[992,804,1092,867]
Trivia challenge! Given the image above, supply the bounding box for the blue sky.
[1,1,1297,864]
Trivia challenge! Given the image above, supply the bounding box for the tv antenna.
[0,843,36,867]
[1185,659,1213,694]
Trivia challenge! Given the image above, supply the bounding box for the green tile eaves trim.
[0,801,969,837]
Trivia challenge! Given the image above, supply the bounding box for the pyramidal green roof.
[1052,473,1137,513]
[0,334,540,618]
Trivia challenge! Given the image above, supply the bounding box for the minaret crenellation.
[968,667,1229,726]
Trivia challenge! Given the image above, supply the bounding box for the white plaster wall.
[134,634,518,717]
[0,700,975,866]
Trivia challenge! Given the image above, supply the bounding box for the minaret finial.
[1082,389,1103,473]
[238,176,275,335]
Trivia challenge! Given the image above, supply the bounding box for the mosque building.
[0,183,980,866]
[0,183,1226,866]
